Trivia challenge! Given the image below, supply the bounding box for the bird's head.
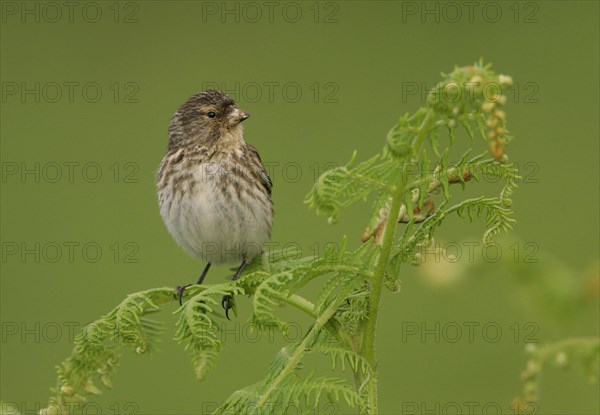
[168,89,250,149]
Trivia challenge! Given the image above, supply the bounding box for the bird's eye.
[207,112,217,118]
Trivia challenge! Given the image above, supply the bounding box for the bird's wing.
[246,143,273,196]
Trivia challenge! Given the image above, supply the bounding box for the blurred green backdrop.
[1,1,598,414]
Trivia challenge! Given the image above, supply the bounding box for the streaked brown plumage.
[156,90,273,315]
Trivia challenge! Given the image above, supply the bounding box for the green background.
[1,1,598,414]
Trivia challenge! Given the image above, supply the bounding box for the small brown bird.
[156,90,273,317]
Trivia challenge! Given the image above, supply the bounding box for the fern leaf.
[174,284,244,380]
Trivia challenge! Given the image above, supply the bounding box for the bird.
[156,89,273,318]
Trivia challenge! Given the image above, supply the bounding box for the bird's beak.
[231,108,250,124]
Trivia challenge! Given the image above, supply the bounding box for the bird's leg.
[176,262,212,305]
[196,262,212,285]
[222,258,250,319]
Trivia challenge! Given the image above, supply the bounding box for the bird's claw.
[175,284,192,306]
[221,295,235,320]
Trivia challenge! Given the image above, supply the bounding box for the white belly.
[159,162,270,264]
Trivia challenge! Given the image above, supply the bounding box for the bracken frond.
[174,284,245,380]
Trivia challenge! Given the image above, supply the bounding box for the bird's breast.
[158,155,272,263]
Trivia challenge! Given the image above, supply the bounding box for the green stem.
[256,298,343,408]
[274,292,358,360]
[276,293,317,317]
[360,111,435,414]
[360,180,405,414]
